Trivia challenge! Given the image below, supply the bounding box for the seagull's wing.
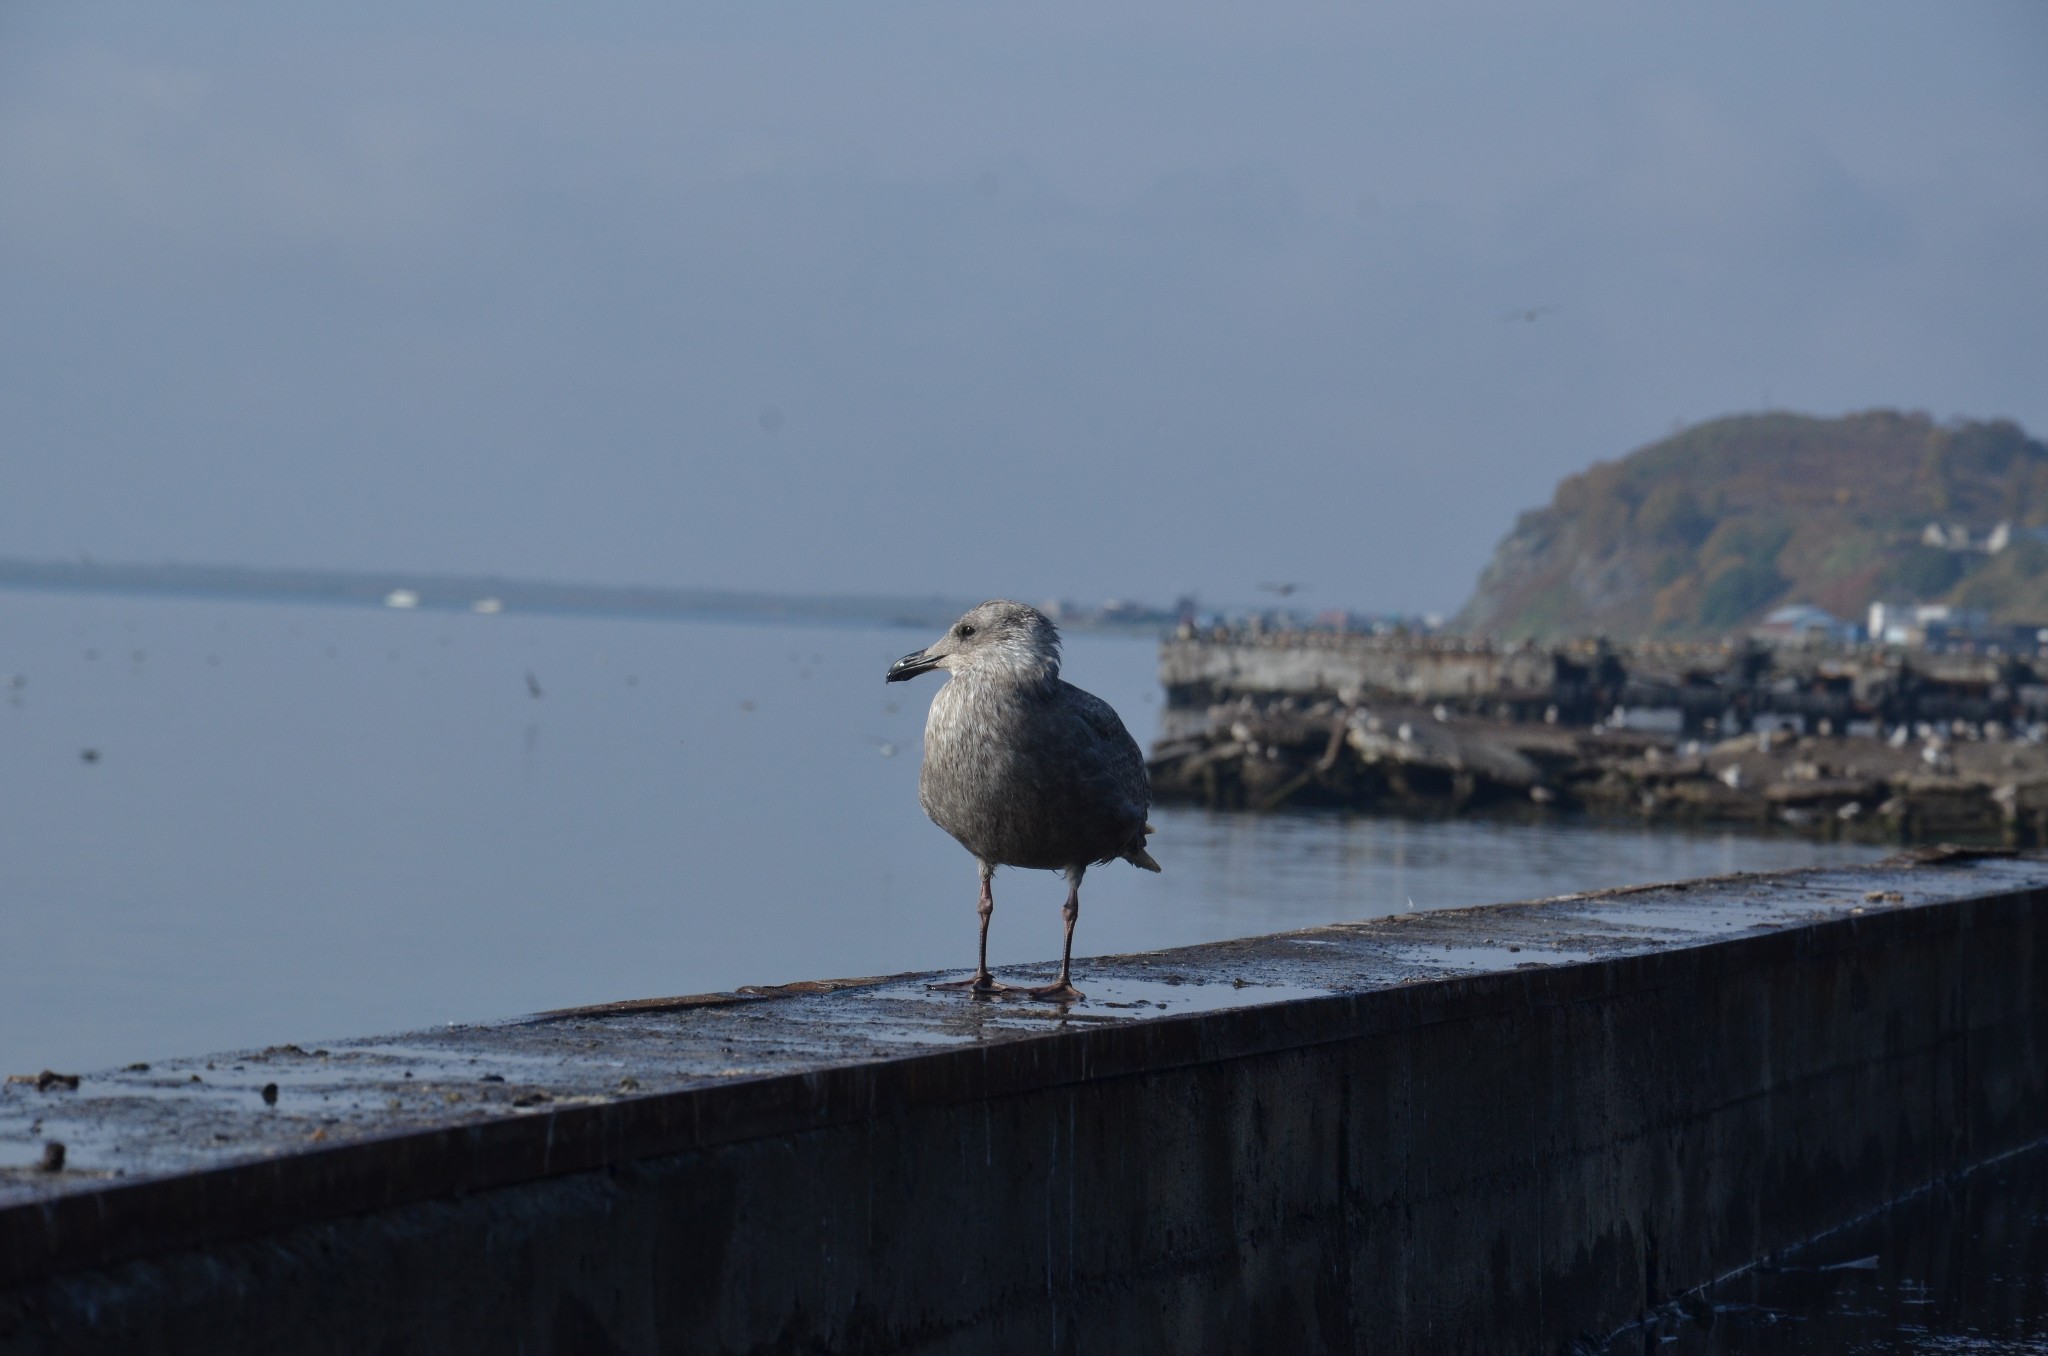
[1055,680,1153,822]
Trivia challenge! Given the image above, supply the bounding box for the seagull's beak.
[885,648,940,683]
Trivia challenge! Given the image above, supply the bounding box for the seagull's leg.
[1027,866,1086,1003]
[929,862,1015,993]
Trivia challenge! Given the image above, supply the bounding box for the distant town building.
[1868,601,1912,645]
[1868,601,1995,647]
[1607,705,1684,734]
[1096,598,1167,625]
[1754,604,1852,645]
[1037,598,1176,629]
[1921,521,2014,553]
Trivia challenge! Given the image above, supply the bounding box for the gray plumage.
[885,600,1158,1000]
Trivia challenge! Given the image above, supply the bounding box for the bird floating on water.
[886,600,1159,1002]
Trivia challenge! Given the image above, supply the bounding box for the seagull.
[886,601,1159,1002]
[1257,582,1306,598]
[1502,305,1557,323]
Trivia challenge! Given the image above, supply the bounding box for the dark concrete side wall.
[5,892,2045,1355]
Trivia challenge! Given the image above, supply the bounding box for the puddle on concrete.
[1563,896,1787,925]
[1591,1140,2048,1354]
[867,975,1331,1018]
[0,1141,53,1171]
[1392,944,1599,973]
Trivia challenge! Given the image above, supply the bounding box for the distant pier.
[1149,634,2048,841]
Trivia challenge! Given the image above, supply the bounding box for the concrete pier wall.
[1156,634,2040,733]
[4,857,2046,1354]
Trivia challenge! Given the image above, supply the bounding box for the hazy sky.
[3,3,2043,614]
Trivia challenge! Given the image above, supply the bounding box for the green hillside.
[1454,411,2048,640]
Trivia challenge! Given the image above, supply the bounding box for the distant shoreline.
[0,557,1167,636]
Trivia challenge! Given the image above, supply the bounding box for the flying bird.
[1257,582,1306,598]
[886,601,1159,1001]
[1501,305,1557,323]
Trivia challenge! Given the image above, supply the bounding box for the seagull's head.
[885,600,1061,686]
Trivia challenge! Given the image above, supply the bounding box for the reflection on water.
[1596,1142,2048,1354]
[1152,808,1879,937]
[0,591,1880,1073]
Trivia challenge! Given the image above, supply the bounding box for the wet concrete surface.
[0,856,2023,1213]
[2,854,2037,1272]
[1591,1138,2048,1355]
[5,852,2048,1353]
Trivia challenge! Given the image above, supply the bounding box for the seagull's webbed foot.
[1023,981,1085,1004]
[927,973,1017,995]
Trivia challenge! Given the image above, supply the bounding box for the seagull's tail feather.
[1125,846,1162,873]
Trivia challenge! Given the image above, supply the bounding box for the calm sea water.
[0,591,1882,1074]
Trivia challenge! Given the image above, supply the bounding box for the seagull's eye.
[957,624,976,638]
